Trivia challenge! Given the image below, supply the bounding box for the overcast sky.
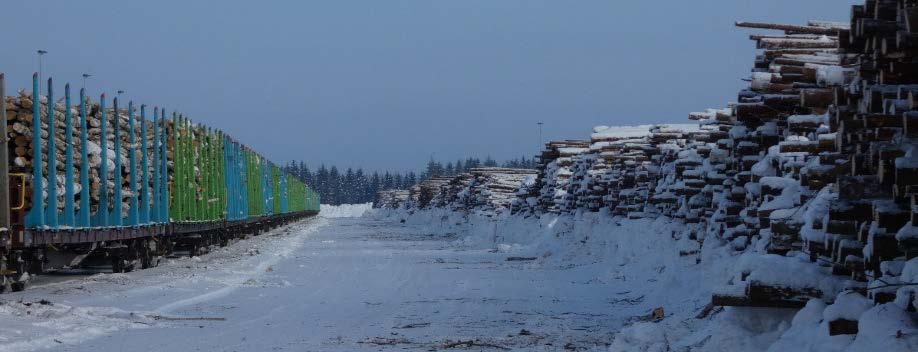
[1,0,856,171]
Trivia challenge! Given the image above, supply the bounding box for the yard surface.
[1,206,679,351]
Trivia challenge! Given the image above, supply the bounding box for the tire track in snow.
[155,218,326,314]
[0,218,326,352]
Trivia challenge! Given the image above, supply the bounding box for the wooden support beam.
[735,21,840,35]
[0,73,9,230]
[712,282,821,308]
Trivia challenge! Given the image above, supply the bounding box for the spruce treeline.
[285,156,536,205]
[420,156,537,178]
[283,162,418,205]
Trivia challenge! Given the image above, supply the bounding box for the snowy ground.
[0,205,824,351]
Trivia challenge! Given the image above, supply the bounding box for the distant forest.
[284,156,536,205]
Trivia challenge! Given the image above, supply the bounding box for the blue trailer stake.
[127,101,138,226]
[64,83,75,226]
[160,109,169,222]
[140,105,150,224]
[27,73,44,228]
[152,108,160,223]
[96,94,108,227]
[78,89,90,227]
[111,97,123,226]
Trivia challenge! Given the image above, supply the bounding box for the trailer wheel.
[10,281,25,292]
[140,240,155,269]
[140,249,152,269]
[111,256,125,273]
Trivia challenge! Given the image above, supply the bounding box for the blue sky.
[1,1,856,171]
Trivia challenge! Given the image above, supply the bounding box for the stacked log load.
[3,90,238,222]
[3,92,170,217]
[377,0,918,339]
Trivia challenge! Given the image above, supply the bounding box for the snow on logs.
[377,168,537,217]
[373,189,409,209]
[3,92,168,217]
[376,1,918,341]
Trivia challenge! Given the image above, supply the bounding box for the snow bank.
[380,207,810,351]
[319,203,372,218]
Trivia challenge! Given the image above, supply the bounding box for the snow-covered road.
[1,206,663,351]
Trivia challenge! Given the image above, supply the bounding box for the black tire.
[140,250,152,269]
[111,257,124,273]
[10,281,25,292]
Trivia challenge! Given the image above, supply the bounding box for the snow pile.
[376,207,819,351]
[0,300,157,352]
[319,203,372,218]
[0,219,325,351]
[770,298,918,352]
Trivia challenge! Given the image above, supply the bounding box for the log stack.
[4,92,170,218]
[379,168,537,217]
[376,1,918,340]
[416,176,452,209]
[458,168,537,216]
[534,140,590,213]
[373,189,410,209]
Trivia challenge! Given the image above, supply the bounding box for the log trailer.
[0,72,320,291]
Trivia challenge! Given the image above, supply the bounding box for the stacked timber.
[373,189,410,209]
[4,92,168,218]
[589,126,654,216]
[708,5,918,338]
[377,1,918,340]
[377,168,536,216]
[406,184,421,209]
[533,140,590,213]
[509,173,539,214]
[416,176,452,209]
[457,168,537,216]
[443,173,475,211]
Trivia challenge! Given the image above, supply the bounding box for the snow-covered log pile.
[416,176,452,209]
[405,184,421,209]
[531,10,918,338]
[454,168,537,216]
[588,125,656,217]
[507,125,703,218]
[531,140,591,214]
[372,189,409,209]
[376,1,918,343]
[441,173,475,211]
[4,92,171,216]
[395,168,537,217]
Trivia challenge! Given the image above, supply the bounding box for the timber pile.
[442,173,475,211]
[379,168,536,217]
[455,168,537,216]
[530,140,590,214]
[589,126,655,216]
[377,167,536,217]
[4,92,169,217]
[416,177,452,209]
[378,1,918,340]
[406,184,421,209]
[373,189,409,209]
